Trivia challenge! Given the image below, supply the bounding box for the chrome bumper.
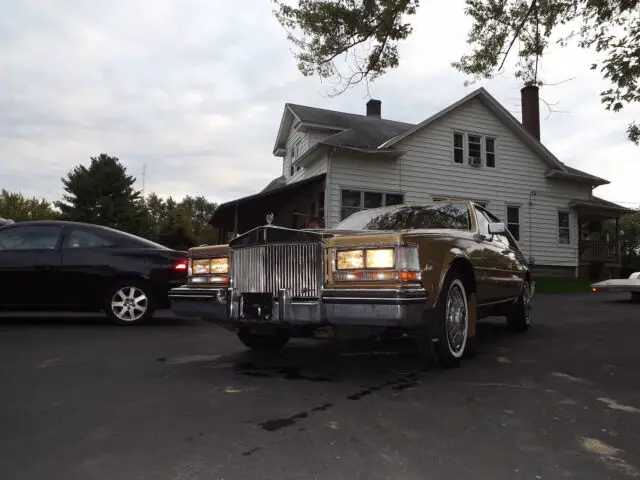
[169,286,429,328]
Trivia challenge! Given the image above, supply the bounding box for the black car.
[0,221,188,324]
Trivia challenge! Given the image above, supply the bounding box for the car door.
[0,224,64,308]
[483,209,525,299]
[472,208,501,303]
[474,208,513,302]
[58,226,119,307]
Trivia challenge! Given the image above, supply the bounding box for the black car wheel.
[103,280,155,325]
[237,329,290,352]
[506,280,532,333]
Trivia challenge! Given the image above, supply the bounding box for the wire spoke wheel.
[445,280,468,358]
[110,286,148,323]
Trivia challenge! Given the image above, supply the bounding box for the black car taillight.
[173,259,188,271]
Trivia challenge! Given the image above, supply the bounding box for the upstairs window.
[290,140,303,175]
[452,132,497,168]
[453,133,464,164]
[486,138,496,167]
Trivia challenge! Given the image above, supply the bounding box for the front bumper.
[169,286,429,329]
[591,279,640,293]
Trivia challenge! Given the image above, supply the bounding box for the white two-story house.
[210,86,630,278]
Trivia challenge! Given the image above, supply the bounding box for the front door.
[58,226,118,307]
[0,224,64,308]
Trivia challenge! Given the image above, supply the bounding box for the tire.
[103,280,155,325]
[431,271,470,369]
[506,280,532,333]
[237,329,290,352]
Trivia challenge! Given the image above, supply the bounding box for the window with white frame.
[506,205,520,241]
[452,132,496,168]
[289,140,303,176]
[340,190,404,221]
[558,211,570,244]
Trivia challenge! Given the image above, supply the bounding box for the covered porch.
[209,174,326,243]
[570,197,632,279]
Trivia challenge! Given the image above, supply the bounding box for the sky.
[1,0,639,209]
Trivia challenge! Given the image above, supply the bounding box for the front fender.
[420,247,471,308]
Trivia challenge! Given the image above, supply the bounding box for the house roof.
[569,196,633,213]
[261,175,286,193]
[209,173,327,229]
[273,103,413,154]
[287,103,414,148]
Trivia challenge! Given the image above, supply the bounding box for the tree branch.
[498,0,537,73]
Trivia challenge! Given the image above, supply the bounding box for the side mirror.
[488,222,506,234]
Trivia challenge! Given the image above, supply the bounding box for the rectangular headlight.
[365,248,394,269]
[210,257,229,274]
[336,250,364,270]
[192,259,211,275]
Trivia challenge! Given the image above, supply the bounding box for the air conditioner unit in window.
[468,156,482,167]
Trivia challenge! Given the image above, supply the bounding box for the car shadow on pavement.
[170,319,542,388]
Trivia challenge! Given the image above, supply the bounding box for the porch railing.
[579,240,620,263]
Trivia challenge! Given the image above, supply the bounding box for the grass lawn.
[534,277,594,294]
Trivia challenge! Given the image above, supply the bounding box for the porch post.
[615,217,620,263]
[233,203,238,237]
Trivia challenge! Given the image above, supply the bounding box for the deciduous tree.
[274,0,639,143]
[0,190,58,221]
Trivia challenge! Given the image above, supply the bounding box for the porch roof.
[569,196,633,217]
[208,173,326,230]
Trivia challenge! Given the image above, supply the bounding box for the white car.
[591,272,640,302]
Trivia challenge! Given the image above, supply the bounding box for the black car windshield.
[334,203,472,231]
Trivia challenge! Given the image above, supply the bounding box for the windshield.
[334,203,472,231]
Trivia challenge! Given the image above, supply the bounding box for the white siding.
[328,98,592,267]
[283,126,333,184]
[326,155,403,226]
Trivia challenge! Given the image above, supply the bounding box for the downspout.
[528,190,536,266]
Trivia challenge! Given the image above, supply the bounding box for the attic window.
[452,132,496,168]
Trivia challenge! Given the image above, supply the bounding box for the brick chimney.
[366,99,381,118]
[520,85,540,140]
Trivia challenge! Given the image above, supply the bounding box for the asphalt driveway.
[0,293,639,480]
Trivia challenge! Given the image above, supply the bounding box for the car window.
[474,209,490,236]
[63,228,115,248]
[476,207,515,249]
[334,203,471,231]
[0,225,63,251]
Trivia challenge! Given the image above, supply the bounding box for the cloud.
[0,0,638,210]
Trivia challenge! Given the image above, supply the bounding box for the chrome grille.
[231,243,323,298]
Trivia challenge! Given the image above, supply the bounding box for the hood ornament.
[266,212,274,225]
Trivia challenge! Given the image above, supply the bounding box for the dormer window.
[453,132,496,168]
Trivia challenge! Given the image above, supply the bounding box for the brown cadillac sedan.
[169,201,533,368]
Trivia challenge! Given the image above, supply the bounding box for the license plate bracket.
[240,293,274,321]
